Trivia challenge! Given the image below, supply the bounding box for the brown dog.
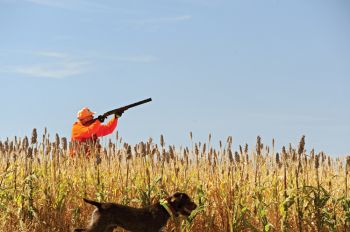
[74,192,197,232]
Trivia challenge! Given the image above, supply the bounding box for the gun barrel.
[103,98,152,117]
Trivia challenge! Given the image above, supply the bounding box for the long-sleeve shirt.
[71,117,118,142]
[70,117,118,157]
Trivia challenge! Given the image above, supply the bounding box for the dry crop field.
[0,129,349,232]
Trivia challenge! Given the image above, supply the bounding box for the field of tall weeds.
[0,129,349,232]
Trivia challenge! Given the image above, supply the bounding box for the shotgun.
[89,98,152,123]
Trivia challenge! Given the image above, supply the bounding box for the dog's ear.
[170,192,183,203]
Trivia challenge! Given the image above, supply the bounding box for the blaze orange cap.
[77,107,96,120]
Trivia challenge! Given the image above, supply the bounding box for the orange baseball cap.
[77,107,96,119]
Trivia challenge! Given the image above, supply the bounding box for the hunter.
[70,107,123,157]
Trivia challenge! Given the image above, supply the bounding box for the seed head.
[276,152,281,166]
[195,143,199,156]
[292,150,297,162]
[160,134,164,147]
[202,143,206,155]
[3,140,8,152]
[23,136,29,150]
[228,149,233,163]
[169,146,174,159]
[256,136,261,156]
[235,151,240,163]
[123,143,129,150]
[27,147,33,159]
[346,156,350,173]
[55,133,60,148]
[282,146,287,162]
[227,136,232,145]
[298,135,305,155]
[31,128,37,145]
[61,137,67,150]
[140,142,146,156]
[95,153,101,165]
[315,154,320,169]
[9,141,14,153]
[126,145,132,160]
[310,149,315,160]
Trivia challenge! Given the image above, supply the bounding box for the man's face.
[80,115,94,125]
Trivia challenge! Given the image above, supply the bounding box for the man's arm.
[95,117,118,137]
[72,121,102,141]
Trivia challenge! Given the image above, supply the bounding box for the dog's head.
[167,192,197,217]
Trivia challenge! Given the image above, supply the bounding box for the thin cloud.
[35,51,69,59]
[175,15,192,21]
[22,0,142,14]
[86,52,158,63]
[52,35,73,41]
[24,0,69,9]
[131,15,192,25]
[0,50,88,79]
[0,50,157,79]
[21,1,190,25]
[1,61,88,79]
[113,55,158,63]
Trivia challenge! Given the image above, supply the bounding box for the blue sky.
[0,0,349,156]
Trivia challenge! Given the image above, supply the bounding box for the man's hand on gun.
[97,115,107,123]
[97,111,123,123]
[114,110,124,118]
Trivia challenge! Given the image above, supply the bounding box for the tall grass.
[0,129,349,231]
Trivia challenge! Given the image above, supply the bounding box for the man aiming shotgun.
[70,98,152,156]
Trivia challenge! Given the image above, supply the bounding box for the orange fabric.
[70,117,118,157]
[71,117,118,142]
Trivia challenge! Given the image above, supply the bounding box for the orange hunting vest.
[70,118,118,156]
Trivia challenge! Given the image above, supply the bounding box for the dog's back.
[83,198,102,210]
